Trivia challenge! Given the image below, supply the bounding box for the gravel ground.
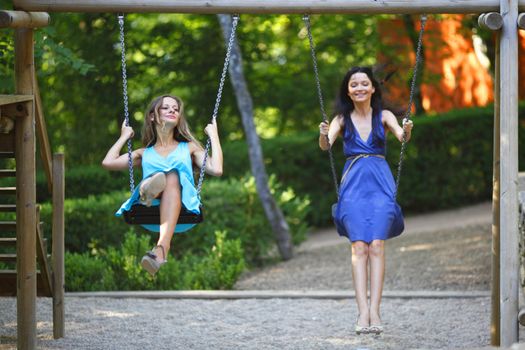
[235,224,492,291]
[0,212,524,349]
[0,296,498,350]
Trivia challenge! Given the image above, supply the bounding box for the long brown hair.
[141,94,203,150]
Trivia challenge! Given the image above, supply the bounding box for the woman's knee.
[368,240,385,257]
[352,241,369,259]
[165,171,180,184]
[164,172,181,190]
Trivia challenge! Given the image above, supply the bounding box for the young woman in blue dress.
[319,67,413,335]
[102,95,223,276]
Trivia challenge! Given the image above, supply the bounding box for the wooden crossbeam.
[11,0,525,14]
[0,10,50,28]
[0,94,33,106]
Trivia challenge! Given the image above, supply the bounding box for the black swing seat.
[123,204,204,225]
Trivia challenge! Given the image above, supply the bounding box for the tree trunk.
[217,14,293,260]
[402,14,425,115]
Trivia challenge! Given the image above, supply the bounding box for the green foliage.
[391,106,510,212]
[39,175,310,265]
[174,175,310,265]
[36,165,131,202]
[223,133,342,226]
[0,13,387,167]
[39,191,131,252]
[64,230,245,291]
[64,252,116,291]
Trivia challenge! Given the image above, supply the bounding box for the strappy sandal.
[139,172,166,207]
[368,324,383,335]
[355,316,369,335]
[140,245,167,276]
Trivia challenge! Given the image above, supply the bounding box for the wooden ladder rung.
[0,269,52,297]
[0,152,14,159]
[0,169,16,178]
[0,253,16,263]
[0,204,16,212]
[0,187,16,195]
[0,133,15,153]
[0,221,16,231]
[0,237,16,247]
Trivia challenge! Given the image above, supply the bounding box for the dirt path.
[235,223,492,291]
[235,202,492,292]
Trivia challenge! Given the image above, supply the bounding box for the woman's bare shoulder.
[333,114,345,125]
[381,109,398,123]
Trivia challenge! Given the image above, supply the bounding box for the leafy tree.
[2,11,383,166]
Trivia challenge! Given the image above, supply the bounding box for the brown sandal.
[140,245,167,276]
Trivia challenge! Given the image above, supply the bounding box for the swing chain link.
[196,14,240,198]
[118,14,136,193]
[394,14,427,198]
[303,15,340,198]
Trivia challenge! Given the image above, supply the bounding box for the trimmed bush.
[173,175,310,265]
[40,175,310,265]
[36,166,132,202]
[223,105,525,226]
[65,230,245,291]
[39,191,132,253]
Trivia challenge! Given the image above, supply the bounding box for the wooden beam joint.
[518,13,525,29]
[479,12,503,30]
[0,10,50,28]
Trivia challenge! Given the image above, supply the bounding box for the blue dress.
[333,113,404,243]
[116,142,201,233]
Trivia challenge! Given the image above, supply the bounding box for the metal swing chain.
[303,15,340,197]
[118,14,136,193]
[394,14,427,198]
[195,14,240,198]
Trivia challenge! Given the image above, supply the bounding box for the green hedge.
[65,230,245,291]
[40,175,310,265]
[222,105,525,226]
[36,165,132,202]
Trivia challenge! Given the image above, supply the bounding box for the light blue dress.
[116,142,201,233]
[333,112,404,243]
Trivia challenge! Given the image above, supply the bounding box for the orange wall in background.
[378,15,496,113]
[519,30,525,100]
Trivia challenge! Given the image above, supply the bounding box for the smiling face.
[156,96,180,127]
[347,72,375,104]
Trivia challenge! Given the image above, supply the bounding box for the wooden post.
[14,27,37,350]
[499,0,519,346]
[52,153,65,339]
[10,0,525,14]
[491,31,501,347]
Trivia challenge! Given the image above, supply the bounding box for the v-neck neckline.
[350,116,372,143]
[152,142,180,159]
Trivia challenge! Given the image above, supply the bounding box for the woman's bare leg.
[351,241,370,327]
[369,239,385,326]
[153,171,182,263]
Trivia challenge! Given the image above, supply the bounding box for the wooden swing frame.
[3,0,524,348]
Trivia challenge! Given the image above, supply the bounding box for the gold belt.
[340,154,385,184]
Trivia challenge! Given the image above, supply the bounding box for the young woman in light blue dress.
[319,67,413,335]
[102,95,223,276]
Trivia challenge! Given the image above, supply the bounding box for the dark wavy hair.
[333,66,384,146]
